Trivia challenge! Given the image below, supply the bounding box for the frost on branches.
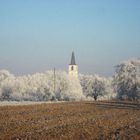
[0,69,114,101]
[0,58,139,102]
[79,74,116,101]
[113,58,140,101]
[0,70,85,101]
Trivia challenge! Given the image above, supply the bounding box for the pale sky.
[0,0,140,76]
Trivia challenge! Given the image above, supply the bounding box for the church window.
[71,66,74,71]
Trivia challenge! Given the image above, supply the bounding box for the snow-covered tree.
[0,70,85,101]
[113,58,140,101]
[66,76,85,101]
[0,70,13,82]
[79,74,115,101]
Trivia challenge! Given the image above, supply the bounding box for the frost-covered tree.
[0,70,85,101]
[66,76,85,101]
[0,70,13,82]
[79,74,115,101]
[113,58,140,101]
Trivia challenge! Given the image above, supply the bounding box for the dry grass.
[0,101,140,140]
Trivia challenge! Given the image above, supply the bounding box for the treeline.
[0,58,139,102]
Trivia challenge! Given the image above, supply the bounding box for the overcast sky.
[0,0,140,76]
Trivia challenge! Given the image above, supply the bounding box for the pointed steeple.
[69,51,78,78]
[70,51,76,65]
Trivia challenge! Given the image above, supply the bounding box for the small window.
[71,66,74,71]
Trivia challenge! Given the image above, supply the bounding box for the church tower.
[69,52,78,78]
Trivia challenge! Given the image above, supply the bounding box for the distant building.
[68,52,78,78]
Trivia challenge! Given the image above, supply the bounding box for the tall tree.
[113,58,140,101]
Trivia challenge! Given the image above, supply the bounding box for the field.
[0,101,140,140]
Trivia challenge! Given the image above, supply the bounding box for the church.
[68,52,78,78]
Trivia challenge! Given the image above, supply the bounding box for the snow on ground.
[0,101,65,106]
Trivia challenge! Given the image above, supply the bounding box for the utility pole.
[53,68,56,94]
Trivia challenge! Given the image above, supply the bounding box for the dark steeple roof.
[70,51,76,65]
